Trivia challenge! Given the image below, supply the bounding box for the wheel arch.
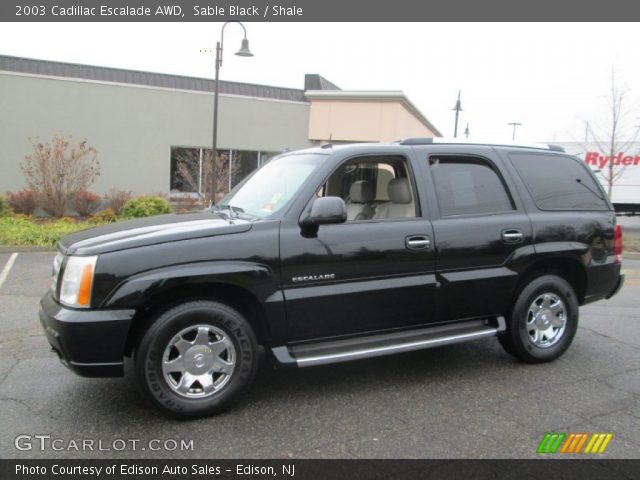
[102,261,282,357]
[512,255,587,310]
[123,281,273,357]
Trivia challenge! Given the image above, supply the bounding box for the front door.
[279,154,437,342]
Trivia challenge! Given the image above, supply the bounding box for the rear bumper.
[606,272,625,299]
[39,293,135,377]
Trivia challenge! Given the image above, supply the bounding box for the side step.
[272,318,505,367]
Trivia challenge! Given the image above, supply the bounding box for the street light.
[210,22,254,205]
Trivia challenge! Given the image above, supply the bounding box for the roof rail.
[399,137,565,152]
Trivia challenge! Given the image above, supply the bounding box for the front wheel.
[135,300,258,418]
[499,275,579,363]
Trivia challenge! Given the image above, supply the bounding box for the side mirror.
[300,196,347,233]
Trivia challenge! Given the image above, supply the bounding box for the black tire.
[499,275,579,364]
[135,300,258,418]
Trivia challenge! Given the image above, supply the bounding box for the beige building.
[307,90,441,144]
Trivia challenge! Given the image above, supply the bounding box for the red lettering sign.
[584,152,640,168]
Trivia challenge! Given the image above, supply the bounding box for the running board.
[272,318,505,367]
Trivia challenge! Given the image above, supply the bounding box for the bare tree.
[585,71,639,198]
[21,136,100,217]
[174,149,241,205]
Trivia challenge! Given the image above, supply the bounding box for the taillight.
[614,224,623,264]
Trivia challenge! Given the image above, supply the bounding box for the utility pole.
[508,122,522,141]
[585,121,590,143]
[452,90,463,138]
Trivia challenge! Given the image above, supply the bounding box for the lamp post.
[210,22,253,206]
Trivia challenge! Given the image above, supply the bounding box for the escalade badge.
[292,273,336,283]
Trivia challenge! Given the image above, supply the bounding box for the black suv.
[40,139,624,417]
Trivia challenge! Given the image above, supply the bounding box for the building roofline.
[304,90,442,136]
[0,54,307,102]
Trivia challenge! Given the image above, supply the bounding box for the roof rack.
[398,137,565,152]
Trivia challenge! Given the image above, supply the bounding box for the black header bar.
[2,0,640,22]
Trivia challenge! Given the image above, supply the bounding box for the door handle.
[406,235,431,250]
[502,229,524,243]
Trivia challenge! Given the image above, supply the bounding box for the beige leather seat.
[346,180,375,220]
[373,178,414,219]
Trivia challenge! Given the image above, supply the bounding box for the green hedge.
[120,196,172,218]
[0,195,174,247]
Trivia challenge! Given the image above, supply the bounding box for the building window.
[170,147,279,203]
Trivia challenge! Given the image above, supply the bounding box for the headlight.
[51,252,63,294]
[59,256,98,308]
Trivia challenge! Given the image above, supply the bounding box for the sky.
[1,22,639,142]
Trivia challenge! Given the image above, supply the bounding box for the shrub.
[71,189,101,217]
[6,189,37,215]
[90,208,117,224]
[0,194,10,217]
[0,216,94,247]
[21,136,100,217]
[103,188,132,215]
[120,196,172,218]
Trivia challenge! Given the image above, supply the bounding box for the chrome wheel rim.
[526,293,567,348]
[162,324,236,398]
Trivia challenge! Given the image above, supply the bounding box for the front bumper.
[39,293,135,377]
[606,272,625,299]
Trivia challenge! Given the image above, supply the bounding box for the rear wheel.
[499,275,579,363]
[135,300,258,418]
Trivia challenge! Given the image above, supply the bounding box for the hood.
[59,212,252,256]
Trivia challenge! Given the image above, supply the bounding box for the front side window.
[430,156,514,216]
[319,156,417,220]
[221,153,325,218]
[510,153,609,211]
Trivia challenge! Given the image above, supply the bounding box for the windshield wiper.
[209,204,259,220]
[575,178,605,200]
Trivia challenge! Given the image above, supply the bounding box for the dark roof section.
[0,54,309,102]
[304,74,341,91]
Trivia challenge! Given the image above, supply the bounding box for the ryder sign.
[585,151,640,168]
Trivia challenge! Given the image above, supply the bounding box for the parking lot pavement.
[0,253,638,459]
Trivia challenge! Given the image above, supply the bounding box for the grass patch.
[0,216,103,247]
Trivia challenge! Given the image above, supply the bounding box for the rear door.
[413,145,534,321]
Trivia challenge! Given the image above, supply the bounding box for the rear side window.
[510,153,609,211]
[430,156,514,216]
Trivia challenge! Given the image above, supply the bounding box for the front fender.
[101,261,279,310]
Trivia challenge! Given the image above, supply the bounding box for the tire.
[135,300,258,418]
[499,275,579,364]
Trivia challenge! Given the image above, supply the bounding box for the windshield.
[220,153,325,218]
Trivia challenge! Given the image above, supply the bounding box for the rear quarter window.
[510,153,609,211]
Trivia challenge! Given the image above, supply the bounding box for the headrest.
[388,178,412,204]
[350,180,375,203]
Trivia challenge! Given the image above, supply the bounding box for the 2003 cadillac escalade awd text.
[40,139,624,417]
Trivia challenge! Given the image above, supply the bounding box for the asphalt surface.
[0,252,639,459]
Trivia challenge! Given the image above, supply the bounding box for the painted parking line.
[0,252,19,289]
